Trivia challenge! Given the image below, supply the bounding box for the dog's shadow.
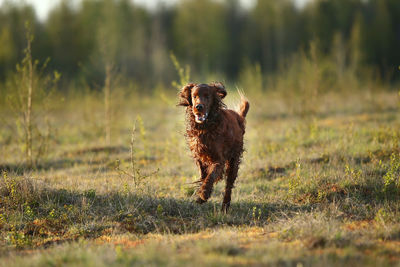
[3,178,313,237]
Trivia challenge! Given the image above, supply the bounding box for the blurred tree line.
[0,0,399,91]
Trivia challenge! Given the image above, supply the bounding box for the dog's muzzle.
[195,113,208,123]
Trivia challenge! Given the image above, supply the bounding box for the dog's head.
[178,82,226,124]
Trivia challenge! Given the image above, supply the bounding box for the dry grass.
[0,87,399,266]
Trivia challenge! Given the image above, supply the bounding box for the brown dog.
[178,82,249,212]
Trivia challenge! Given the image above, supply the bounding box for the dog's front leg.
[197,160,207,182]
[221,157,240,213]
[196,163,223,204]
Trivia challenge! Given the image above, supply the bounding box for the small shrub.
[252,206,262,225]
[382,153,400,195]
[5,22,59,167]
[23,203,35,221]
[170,52,190,90]
[374,207,397,226]
[0,172,38,209]
[6,226,31,248]
[288,160,301,196]
[345,164,363,185]
[115,121,158,188]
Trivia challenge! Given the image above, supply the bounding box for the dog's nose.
[195,104,204,111]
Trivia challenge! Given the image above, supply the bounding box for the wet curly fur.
[178,82,249,212]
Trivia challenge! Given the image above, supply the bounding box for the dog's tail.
[237,88,250,118]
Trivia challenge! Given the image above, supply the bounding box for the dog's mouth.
[194,112,208,124]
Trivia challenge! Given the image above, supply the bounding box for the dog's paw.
[195,196,207,204]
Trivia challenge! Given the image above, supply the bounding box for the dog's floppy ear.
[211,82,227,99]
[178,83,196,106]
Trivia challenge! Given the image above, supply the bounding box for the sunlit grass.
[0,87,399,266]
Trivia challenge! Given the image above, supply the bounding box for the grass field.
[1,88,400,266]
